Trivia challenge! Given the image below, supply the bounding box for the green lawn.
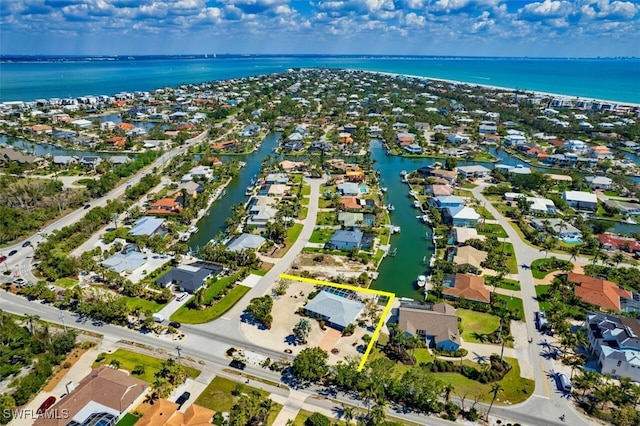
[123,296,165,313]
[535,285,551,312]
[301,184,311,196]
[202,273,241,305]
[476,206,495,220]
[487,277,521,291]
[494,294,525,321]
[316,211,337,225]
[477,224,508,238]
[300,198,309,206]
[115,413,139,426]
[437,357,534,405]
[170,285,250,324]
[310,228,334,244]
[457,309,500,342]
[298,207,308,220]
[286,223,304,246]
[530,258,572,279]
[93,349,200,384]
[196,376,282,425]
[54,278,79,288]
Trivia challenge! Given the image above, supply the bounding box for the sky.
[1,0,639,57]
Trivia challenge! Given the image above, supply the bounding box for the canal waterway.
[188,132,281,250]
[0,134,126,158]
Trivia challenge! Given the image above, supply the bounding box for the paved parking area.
[167,377,209,413]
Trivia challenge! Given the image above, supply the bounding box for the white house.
[585,176,613,190]
[563,191,598,211]
[457,165,491,179]
[585,312,640,382]
[447,134,470,144]
[564,140,588,154]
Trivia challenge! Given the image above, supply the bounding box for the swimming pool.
[359,188,368,194]
[562,236,582,244]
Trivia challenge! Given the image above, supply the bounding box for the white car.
[177,292,188,302]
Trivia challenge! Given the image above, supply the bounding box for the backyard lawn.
[315,211,337,225]
[195,376,282,425]
[171,285,250,324]
[535,285,551,312]
[457,309,500,342]
[494,294,525,321]
[93,349,200,384]
[54,278,79,288]
[477,223,508,238]
[115,413,139,426]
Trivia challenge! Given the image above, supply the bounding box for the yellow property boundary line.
[280,273,395,371]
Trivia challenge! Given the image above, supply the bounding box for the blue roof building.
[129,216,166,237]
[304,291,364,330]
[328,230,363,250]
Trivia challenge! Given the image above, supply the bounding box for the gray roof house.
[52,155,78,165]
[129,216,166,237]
[101,244,147,274]
[226,233,266,252]
[337,182,360,196]
[328,230,363,250]
[155,265,212,293]
[398,301,461,351]
[304,291,364,330]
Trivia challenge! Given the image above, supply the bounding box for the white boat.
[387,204,395,212]
[624,217,637,224]
[400,170,407,176]
[381,187,387,193]
[413,200,420,208]
[188,226,198,234]
[391,226,401,234]
[429,255,436,267]
[422,215,430,223]
[416,275,427,288]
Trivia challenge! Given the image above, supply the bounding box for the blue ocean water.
[0,56,638,104]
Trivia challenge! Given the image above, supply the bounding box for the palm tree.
[567,356,585,379]
[293,318,311,344]
[443,384,454,403]
[499,335,514,363]
[542,237,556,258]
[342,405,355,424]
[486,383,504,420]
[109,359,121,369]
[568,244,581,262]
[24,314,40,335]
[573,370,601,397]
[612,252,625,267]
[471,332,488,344]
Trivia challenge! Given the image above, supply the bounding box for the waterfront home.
[451,246,488,274]
[442,273,490,304]
[282,140,304,152]
[404,144,423,154]
[450,227,485,245]
[309,141,333,152]
[424,184,453,197]
[52,155,78,166]
[29,124,52,134]
[156,264,212,293]
[585,176,614,190]
[434,195,465,209]
[447,134,470,144]
[0,147,39,164]
[247,199,278,228]
[265,173,290,185]
[398,301,460,351]
[563,191,598,211]
[265,184,290,197]
[80,156,101,168]
[106,136,126,148]
[569,273,633,312]
[174,181,203,199]
[478,123,497,134]
[585,312,640,381]
[444,206,481,228]
[530,218,581,240]
[71,118,92,128]
[337,212,375,228]
[226,233,266,252]
[101,244,148,274]
[304,290,364,331]
[504,134,528,146]
[328,229,364,250]
[443,148,468,157]
[337,182,361,196]
[239,123,260,137]
[129,216,166,237]
[147,197,182,215]
[597,234,640,252]
[33,365,147,426]
[279,160,306,172]
[587,145,613,159]
[563,140,588,154]
[504,193,557,214]
[143,139,172,150]
[427,168,458,184]
[211,140,237,150]
[457,165,491,179]
[509,165,532,175]
[604,199,640,217]
[109,155,132,165]
[396,132,416,146]
[345,166,366,182]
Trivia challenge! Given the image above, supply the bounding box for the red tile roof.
[442,274,490,303]
[569,272,632,311]
[597,234,640,251]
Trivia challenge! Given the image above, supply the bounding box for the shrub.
[305,412,331,426]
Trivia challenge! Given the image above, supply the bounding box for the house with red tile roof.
[340,197,362,210]
[116,122,135,131]
[442,273,491,304]
[597,234,640,252]
[568,272,633,311]
[147,198,182,215]
[211,140,236,150]
[106,136,126,148]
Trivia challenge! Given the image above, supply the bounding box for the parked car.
[229,360,246,370]
[168,321,181,329]
[8,250,17,256]
[556,373,573,393]
[0,255,7,263]
[176,292,188,302]
[37,396,56,414]
[22,241,31,247]
[175,391,191,407]
[83,204,91,209]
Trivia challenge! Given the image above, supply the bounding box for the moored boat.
[387,204,395,212]
[413,200,420,208]
[416,275,427,287]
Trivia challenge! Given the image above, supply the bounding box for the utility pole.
[59,308,67,332]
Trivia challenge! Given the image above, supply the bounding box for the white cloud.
[404,12,426,27]
[519,0,573,19]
